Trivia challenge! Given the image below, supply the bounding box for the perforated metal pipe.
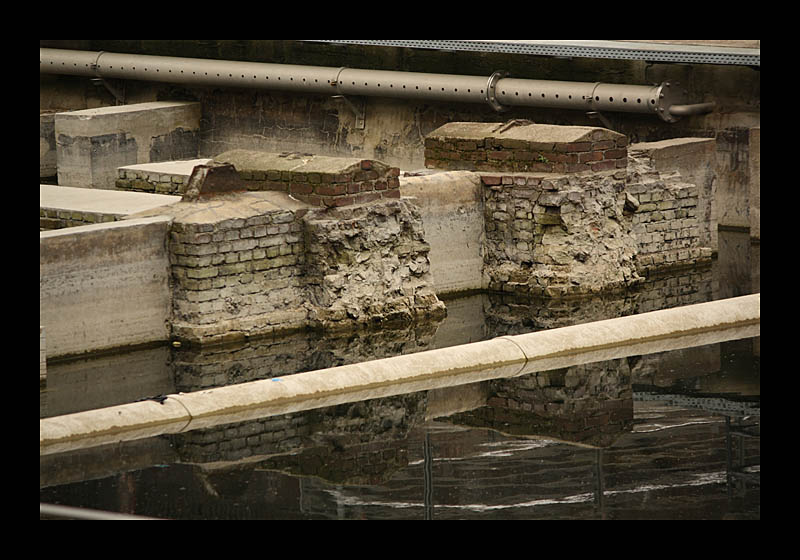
[40,48,712,122]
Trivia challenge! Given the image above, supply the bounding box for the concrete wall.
[39,216,173,358]
[749,127,760,240]
[40,113,58,178]
[399,171,484,294]
[715,128,755,231]
[55,101,201,189]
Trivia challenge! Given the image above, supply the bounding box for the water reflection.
[40,336,759,519]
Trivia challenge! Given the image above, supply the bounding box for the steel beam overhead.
[303,39,761,67]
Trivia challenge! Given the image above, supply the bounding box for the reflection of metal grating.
[634,392,761,417]
[306,40,761,67]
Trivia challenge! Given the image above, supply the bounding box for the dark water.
[40,232,759,519]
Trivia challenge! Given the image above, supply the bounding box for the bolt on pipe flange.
[486,70,509,112]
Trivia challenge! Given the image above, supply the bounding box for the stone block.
[55,101,201,189]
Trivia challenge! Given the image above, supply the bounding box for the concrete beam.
[40,293,759,455]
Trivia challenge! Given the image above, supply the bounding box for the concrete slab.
[119,158,212,177]
[40,184,181,216]
[128,190,312,225]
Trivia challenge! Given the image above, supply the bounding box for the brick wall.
[216,150,401,207]
[132,186,444,344]
[115,159,214,195]
[481,170,640,298]
[304,200,444,330]
[168,204,308,345]
[425,121,628,173]
[445,359,634,447]
[422,122,713,297]
[116,168,190,195]
[170,392,426,484]
[627,151,713,273]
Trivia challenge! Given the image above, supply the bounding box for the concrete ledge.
[40,294,759,454]
[40,184,181,229]
[507,293,759,375]
[40,216,173,358]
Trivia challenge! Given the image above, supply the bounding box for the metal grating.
[304,40,760,67]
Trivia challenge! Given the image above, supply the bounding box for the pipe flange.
[486,70,508,112]
[653,81,688,123]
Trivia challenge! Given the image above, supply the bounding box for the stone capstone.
[425,121,628,173]
[215,149,401,207]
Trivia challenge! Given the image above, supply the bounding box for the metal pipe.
[668,102,716,117]
[40,48,707,122]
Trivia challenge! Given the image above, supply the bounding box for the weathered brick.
[316,183,348,196]
[290,182,314,195]
[603,148,627,160]
[579,151,604,163]
[563,142,592,152]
